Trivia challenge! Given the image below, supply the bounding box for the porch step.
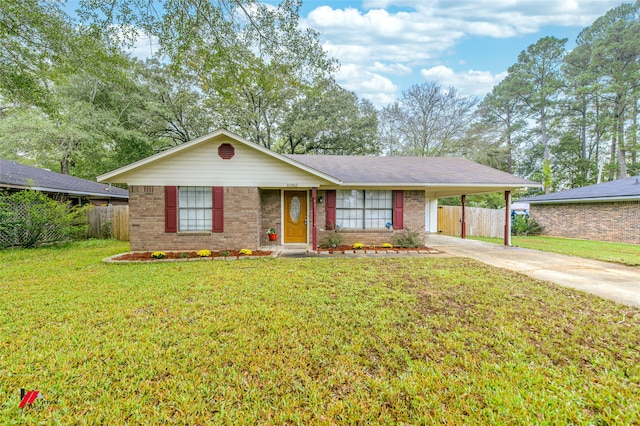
[278,244,318,258]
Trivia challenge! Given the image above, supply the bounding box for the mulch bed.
[112,250,273,261]
[318,245,441,254]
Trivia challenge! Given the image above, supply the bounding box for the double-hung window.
[178,186,212,231]
[336,190,393,229]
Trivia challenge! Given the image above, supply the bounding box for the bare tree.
[379,82,477,157]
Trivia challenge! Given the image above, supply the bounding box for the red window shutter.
[393,190,404,230]
[165,186,177,233]
[212,186,224,233]
[325,190,336,230]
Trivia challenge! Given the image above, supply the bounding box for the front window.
[336,190,392,229]
[179,187,212,231]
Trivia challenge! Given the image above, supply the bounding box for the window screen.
[336,190,392,229]
[178,187,212,231]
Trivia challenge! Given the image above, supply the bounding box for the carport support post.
[504,190,512,246]
[312,187,317,251]
[461,194,466,239]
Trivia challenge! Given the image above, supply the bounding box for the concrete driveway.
[427,234,640,308]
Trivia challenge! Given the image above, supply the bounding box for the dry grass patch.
[0,240,638,424]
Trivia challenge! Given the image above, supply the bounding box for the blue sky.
[291,0,626,107]
[110,0,626,107]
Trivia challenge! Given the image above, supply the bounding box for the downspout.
[504,191,511,246]
[312,188,317,250]
[461,194,466,239]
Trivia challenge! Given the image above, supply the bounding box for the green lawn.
[1,240,638,424]
[471,235,640,266]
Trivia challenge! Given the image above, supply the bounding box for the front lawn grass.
[471,235,640,266]
[1,240,638,424]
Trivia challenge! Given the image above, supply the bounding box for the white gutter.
[14,185,129,198]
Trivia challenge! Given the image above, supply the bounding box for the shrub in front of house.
[320,228,344,248]
[151,251,166,259]
[392,227,423,248]
[197,249,211,257]
[239,249,252,255]
[512,214,543,236]
[353,243,364,250]
[381,243,393,248]
[0,190,88,249]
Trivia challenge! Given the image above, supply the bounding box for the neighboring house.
[511,202,530,215]
[0,159,129,205]
[523,176,640,244]
[98,129,538,251]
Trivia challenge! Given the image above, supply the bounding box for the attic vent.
[218,143,235,160]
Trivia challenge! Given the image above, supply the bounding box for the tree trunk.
[506,110,513,174]
[580,98,587,181]
[617,99,627,179]
[540,109,551,193]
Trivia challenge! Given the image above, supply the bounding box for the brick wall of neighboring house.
[128,185,261,251]
[315,190,426,246]
[530,201,640,244]
[260,189,281,246]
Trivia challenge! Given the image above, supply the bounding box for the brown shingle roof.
[287,155,537,186]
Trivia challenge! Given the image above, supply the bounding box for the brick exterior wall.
[129,185,261,251]
[315,190,426,246]
[260,189,281,246]
[128,187,429,250]
[530,201,640,244]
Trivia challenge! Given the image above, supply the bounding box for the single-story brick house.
[98,129,538,251]
[523,176,640,244]
[1,159,128,205]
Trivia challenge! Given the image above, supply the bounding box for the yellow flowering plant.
[353,243,364,250]
[239,249,252,255]
[197,249,211,257]
[381,243,393,248]
[151,251,166,259]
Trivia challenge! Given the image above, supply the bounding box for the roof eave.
[1,183,128,198]
[332,182,541,188]
[529,195,640,204]
[34,186,129,198]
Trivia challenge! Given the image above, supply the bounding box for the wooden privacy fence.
[437,205,505,238]
[87,205,129,240]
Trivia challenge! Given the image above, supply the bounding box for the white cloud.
[128,32,159,60]
[112,25,159,60]
[299,0,621,106]
[306,6,462,65]
[420,66,508,97]
[335,64,398,108]
[370,62,412,76]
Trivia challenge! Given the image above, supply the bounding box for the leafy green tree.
[561,45,598,186]
[77,0,337,149]
[508,36,567,193]
[0,0,159,178]
[278,79,380,155]
[575,1,640,179]
[477,74,527,173]
[137,60,216,149]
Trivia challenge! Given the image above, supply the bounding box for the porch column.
[461,194,466,239]
[504,190,511,246]
[311,187,317,250]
